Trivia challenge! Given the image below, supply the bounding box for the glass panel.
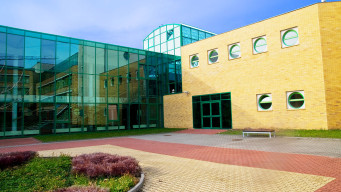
[202,103,210,116]
[193,102,201,128]
[199,31,205,40]
[96,48,105,74]
[191,29,199,40]
[83,46,95,74]
[70,44,80,73]
[155,35,160,45]
[167,40,174,50]
[7,34,24,68]
[161,32,166,43]
[108,49,118,75]
[201,95,210,101]
[221,99,232,128]
[211,102,220,116]
[182,26,191,38]
[203,117,210,127]
[174,26,180,38]
[211,94,220,101]
[56,42,70,73]
[212,117,220,128]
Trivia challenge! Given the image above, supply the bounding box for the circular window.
[209,50,218,63]
[254,38,267,53]
[191,55,199,68]
[230,44,241,59]
[282,29,298,47]
[288,92,304,109]
[259,94,272,110]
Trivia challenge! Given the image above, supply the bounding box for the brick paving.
[0,137,41,147]
[1,134,341,191]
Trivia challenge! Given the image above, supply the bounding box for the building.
[164,1,341,130]
[0,1,340,137]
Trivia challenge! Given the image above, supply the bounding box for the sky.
[0,0,339,49]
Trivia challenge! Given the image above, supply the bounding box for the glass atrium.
[143,24,215,94]
[0,25,180,137]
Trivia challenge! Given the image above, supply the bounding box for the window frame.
[281,27,299,48]
[253,36,267,54]
[287,91,305,109]
[228,43,241,60]
[208,49,219,64]
[190,54,199,68]
[257,94,272,111]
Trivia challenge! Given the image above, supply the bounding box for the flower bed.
[0,151,141,192]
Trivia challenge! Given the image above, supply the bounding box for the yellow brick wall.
[164,3,331,130]
[319,2,341,129]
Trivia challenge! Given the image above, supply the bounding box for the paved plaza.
[0,130,340,191]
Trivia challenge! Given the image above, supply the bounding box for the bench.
[242,128,275,138]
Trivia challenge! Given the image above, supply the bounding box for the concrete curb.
[128,173,145,192]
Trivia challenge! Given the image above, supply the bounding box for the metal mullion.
[105,48,108,131]
[53,40,57,134]
[81,44,84,132]
[3,31,8,136]
[68,43,71,133]
[21,35,26,136]
[94,46,97,131]
[117,49,120,130]
[38,36,42,134]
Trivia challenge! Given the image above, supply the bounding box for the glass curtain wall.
[0,25,179,137]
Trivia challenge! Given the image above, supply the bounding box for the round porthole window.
[254,38,267,53]
[288,92,304,109]
[209,50,218,63]
[282,29,298,47]
[230,44,241,59]
[191,55,199,68]
[259,94,272,110]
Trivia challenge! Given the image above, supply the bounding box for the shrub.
[72,153,141,178]
[54,186,109,192]
[0,151,37,170]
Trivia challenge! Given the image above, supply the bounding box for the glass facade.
[143,24,215,94]
[0,25,180,137]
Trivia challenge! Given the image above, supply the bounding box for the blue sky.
[0,0,339,49]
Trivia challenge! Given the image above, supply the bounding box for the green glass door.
[201,101,221,129]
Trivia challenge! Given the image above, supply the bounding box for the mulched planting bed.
[0,151,141,192]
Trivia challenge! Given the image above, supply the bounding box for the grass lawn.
[34,128,185,142]
[219,129,341,139]
[0,155,137,192]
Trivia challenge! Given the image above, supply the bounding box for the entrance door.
[201,101,221,129]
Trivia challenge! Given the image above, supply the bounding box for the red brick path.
[0,137,41,147]
[1,137,340,191]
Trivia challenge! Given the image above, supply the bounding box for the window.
[281,27,299,48]
[118,75,122,85]
[208,49,219,64]
[110,77,114,86]
[257,94,272,111]
[104,108,107,116]
[126,72,131,83]
[253,36,267,54]
[287,91,305,109]
[190,54,199,68]
[104,79,108,88]
[229,43,241,59]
